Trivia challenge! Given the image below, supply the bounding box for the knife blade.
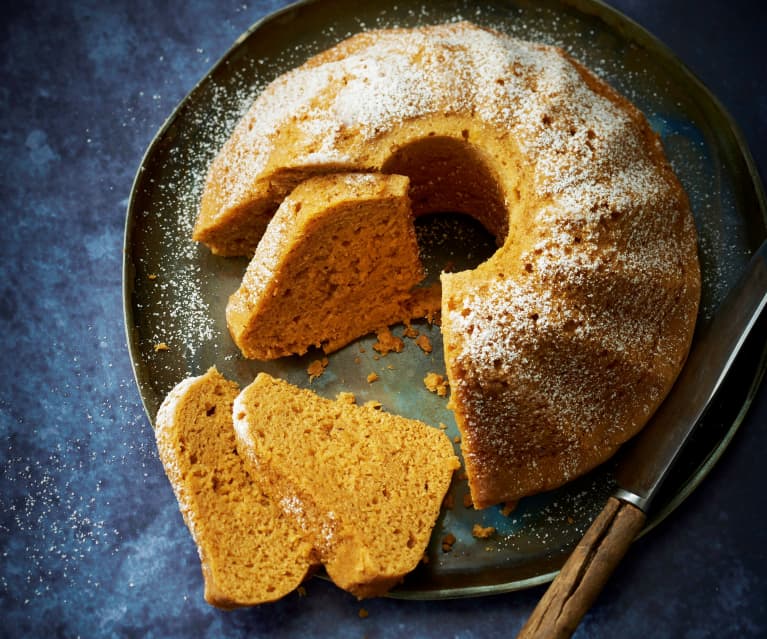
[614,239,767,511]
[518,239,767,639]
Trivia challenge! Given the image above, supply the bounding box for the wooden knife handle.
[517,496,647,639]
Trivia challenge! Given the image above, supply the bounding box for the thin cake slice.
[226,172,431,360]
[155,367,314,608]
[233,372,460,598]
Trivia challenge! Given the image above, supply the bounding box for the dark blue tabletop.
[1,1,765,637]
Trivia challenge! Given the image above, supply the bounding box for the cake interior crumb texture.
[233,372,459,598]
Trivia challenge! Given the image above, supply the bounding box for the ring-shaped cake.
[194,22,701,508]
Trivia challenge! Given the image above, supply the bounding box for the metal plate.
[123,0,767,599]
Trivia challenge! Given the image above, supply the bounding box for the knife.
[517,239,767,639]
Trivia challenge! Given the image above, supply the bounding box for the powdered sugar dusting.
[154,374,206,544]
[212,23,657,217]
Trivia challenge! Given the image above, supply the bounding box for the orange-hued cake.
[226,172,429,359]
[154,368,314,608]
[196,22,701,507]
[233,372,459,598]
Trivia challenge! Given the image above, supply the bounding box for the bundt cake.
[154,367,314,608]
[233,372,459,598]
[195,22,700,507]
[226,172,430,359]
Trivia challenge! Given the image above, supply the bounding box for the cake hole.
[206,406,216,416]
[382,135,509,242]
[414,213,496,285]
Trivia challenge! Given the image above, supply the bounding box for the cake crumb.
[453,435,461,444]
[297,586,307,597]
[336,392,356,405]
[367,372,379,383]
[147,273,158,280]
[307,357,329,381]
[463,493,474,509]
[364,400,382,410]
[424,372,449,396]
[154,342,169,352]
[439,422,448,430]
[358,608,369,619]
[567,515,575,525]
[501,501,519,517]
[421,552,430,564]
[442,492,455,510]
[472,524,496,539]
[441,533,456,553]
[402,324,419,339]
[373,327,404,355]
[415,334,432,353]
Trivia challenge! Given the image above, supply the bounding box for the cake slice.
[226,172,430,360]
[232,372,460,598]
[155,367,314,608]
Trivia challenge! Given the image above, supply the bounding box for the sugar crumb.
[424,372,449,396]
[415,334,432,353]
[372,327,404,355]
[307,357,329,381]
[472,524,496,539]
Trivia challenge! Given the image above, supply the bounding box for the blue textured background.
[1,1,765,637]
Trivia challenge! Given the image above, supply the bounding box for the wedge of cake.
[233,372,460,598]
[155,368,315,608]
[226,172,430,359]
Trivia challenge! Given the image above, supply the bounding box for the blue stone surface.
[1,1,765,637]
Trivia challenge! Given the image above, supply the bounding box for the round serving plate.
[123,0,767,599]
